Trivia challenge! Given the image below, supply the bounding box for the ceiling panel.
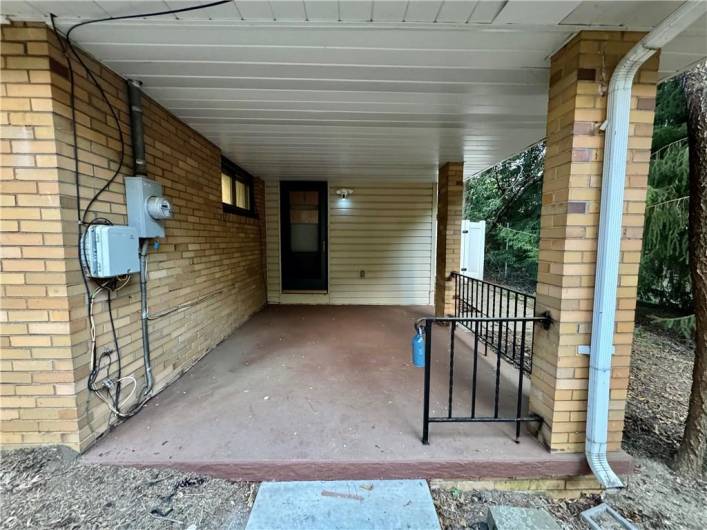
[163,0,241,19]
[403,1,442,22]
[95,1,179,19]
[234,1,273,20]
[466,0,506,23]
[1,0,705,182]
[371,1,407,22]
[495,0,583,25]
[339,0,373,21]
[560,1,681,27]
[26,1,109,18]
[303,0,338,21]
[269,1,306,21]
[435,1,476,23]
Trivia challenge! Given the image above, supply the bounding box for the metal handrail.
[418,313,549,445]
[448,271,534,298]
[449,272,544,375]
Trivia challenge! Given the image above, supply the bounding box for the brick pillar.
[530,31,658,453]
[435,162,464,316]
[0,23,82,449]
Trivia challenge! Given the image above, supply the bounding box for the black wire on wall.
[49,0,233,418]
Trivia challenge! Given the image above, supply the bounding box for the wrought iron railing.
[451,272,538,375]
[417,313,551,445]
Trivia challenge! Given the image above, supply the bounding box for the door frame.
[279,181,328,292]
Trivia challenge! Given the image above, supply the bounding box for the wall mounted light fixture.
[336,188,353,200]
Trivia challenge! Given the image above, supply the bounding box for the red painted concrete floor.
[83,305,630,480]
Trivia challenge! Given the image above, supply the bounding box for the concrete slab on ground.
[245,479,441,530]
[487,506,561,530]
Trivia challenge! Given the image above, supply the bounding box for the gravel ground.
[1,325,704,529]
[0,447,255,529]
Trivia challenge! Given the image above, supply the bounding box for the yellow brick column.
[435,162,464,316]
[530,31,658,452]
[0,23,82,449]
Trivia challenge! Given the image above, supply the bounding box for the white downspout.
[586,0,707,490]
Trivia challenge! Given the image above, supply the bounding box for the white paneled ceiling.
[2,1,706,181]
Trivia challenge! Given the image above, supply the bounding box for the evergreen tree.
[638,78,693,317]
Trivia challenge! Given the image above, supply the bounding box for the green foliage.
[464,142,544,292]
[651,78,688,159]
[653,78,687,128]
[650,314,696,340]
[463,77,692,308]
[638,144,690,308]
[651,123,687,154]
[638,78,692,314]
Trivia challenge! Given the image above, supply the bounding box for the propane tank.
[411,327,425,368]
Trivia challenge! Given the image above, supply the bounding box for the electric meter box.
[83,225,140,278]
[125,176,173,238]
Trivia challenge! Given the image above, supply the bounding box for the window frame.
[221,156,256,217]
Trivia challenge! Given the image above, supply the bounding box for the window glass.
[236,180,249,210]
[221,156,255,216]
[221,173,233,205]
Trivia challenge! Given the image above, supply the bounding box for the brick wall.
[530,31,658,452]
[1,22,267,451]
[434,162,463,316]
[431,474,607,499]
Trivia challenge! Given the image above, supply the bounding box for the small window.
[221,173,233,205]
[221,157,255,216]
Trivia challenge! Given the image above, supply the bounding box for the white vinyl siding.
[266,181,434,305]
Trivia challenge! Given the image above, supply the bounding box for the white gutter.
[587,0,707,490]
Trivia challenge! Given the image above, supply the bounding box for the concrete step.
[487,506,562,530]
[245,479,441,530]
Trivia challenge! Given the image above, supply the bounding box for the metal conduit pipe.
[128,79,154,399]
[127,79,147,176]
[139,239,154,398]
[586,0,707,490]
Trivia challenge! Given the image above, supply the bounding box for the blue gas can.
[412,329,425,368]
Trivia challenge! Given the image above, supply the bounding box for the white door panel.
[460,220,485,279]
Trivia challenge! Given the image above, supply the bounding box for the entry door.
[280,181,328,291]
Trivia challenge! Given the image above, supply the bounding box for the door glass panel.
[289,190,319,252]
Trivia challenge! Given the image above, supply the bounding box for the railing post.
[422,319,432,445]
[448,321,456,418]
[453,273,459,318]
[493,314,503,419]
[515,319,528,442]
[471,319,479,418]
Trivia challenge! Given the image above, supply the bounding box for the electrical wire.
[64,0,232,40]
[50,1,234,419]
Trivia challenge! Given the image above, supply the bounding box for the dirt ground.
[623,324,695,464]
[1,324,705,529]
[434,324,707,530]
[433,455,707,530]
[0,446,255,529]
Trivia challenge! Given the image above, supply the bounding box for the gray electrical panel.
[125,176,173,238]
[83,225,140,278]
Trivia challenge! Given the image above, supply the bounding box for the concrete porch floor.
[84,305,630,481]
